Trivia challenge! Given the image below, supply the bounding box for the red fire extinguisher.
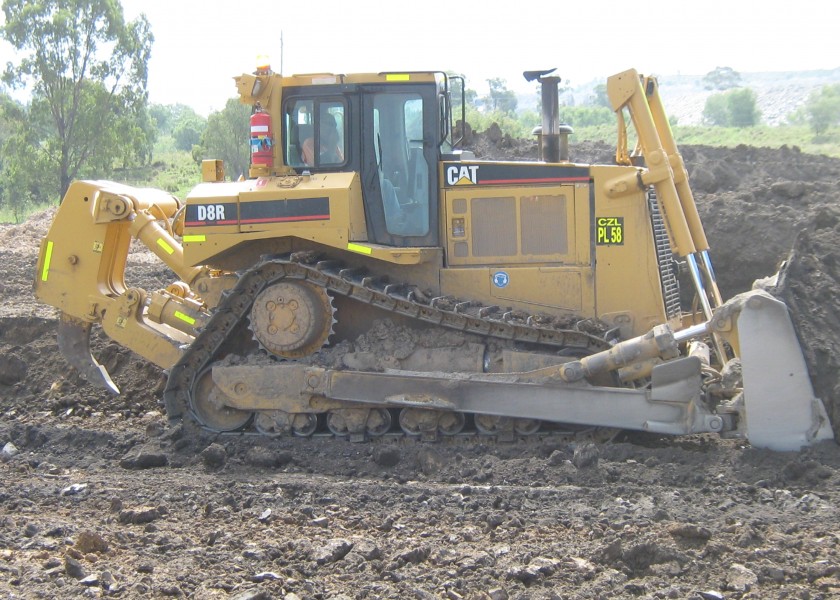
[250,103,273,168]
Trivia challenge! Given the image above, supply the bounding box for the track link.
[163,252,615,437]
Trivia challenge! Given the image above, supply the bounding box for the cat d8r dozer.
[34,65,834,451]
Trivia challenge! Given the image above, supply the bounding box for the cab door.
[360,86,438,247]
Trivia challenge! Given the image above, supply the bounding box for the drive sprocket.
[249,279,335,358]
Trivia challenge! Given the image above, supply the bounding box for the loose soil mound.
[3,140,840,599]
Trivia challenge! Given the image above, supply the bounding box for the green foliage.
[703,88,760,127]
[702,66,742,91]
[703,94,730,126]
[173,111,207,152]
[0,99,58,221]
[484,78,517,115]
[560,106,614,128]
[465,106,537,139]
[1,0,153,200]
[195,98,250,179]
[591,84,611,108]
[110,104,156,169]
[151,103,207,153]
[727,89,760,127]
[111,141,201,199]
[800,84,840,137]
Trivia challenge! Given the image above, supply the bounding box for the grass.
[112,139,202,200]
[0,201,54,224]
[1,136,202,224]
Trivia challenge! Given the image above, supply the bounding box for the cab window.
[284,99,346,168]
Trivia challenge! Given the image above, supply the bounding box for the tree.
[804,84,840,136]
[703,93,730,126]
[151,103,204,137]
[703,88,760,127]
[173,111,207,152]
[0,94,57,220]
[727,88,760,127]
[196,98,250,179]
[702,66,742,91]
[591,84,611,109]
[485,78,517,114]
[1,0,153,199]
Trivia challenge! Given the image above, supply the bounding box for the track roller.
[254,410,319,437]
[474,415,513,436]
[399,409,466,436]
[326,408,392,438]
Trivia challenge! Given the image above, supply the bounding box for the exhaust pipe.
[524,69,573,162]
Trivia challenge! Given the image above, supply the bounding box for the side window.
[284,99,346,168]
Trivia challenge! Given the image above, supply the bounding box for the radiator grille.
[520,195,568,255]
[471,197,517,256]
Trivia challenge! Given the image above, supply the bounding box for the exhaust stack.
[524,69,573,162]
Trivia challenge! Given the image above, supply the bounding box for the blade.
[57,314,120,395]
[736,291,833,450]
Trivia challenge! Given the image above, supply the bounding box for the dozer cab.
[34,65,834,450]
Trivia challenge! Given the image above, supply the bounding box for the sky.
[3,0,839,115]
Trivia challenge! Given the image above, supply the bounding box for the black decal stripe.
[240,197,331,224]
[240,214,331,224]
[184,202,239,228]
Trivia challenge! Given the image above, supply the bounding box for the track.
[163,251,617,440]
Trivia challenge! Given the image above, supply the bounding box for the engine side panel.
[182,172,368,267]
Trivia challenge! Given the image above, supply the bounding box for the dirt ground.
[3,138,840,599]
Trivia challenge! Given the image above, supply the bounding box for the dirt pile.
[773,213,840,439]
[4,142,840,598]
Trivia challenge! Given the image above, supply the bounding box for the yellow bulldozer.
[33,65,834,450]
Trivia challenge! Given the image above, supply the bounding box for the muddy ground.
[3,138,840,599]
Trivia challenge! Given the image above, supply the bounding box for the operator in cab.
[302,112,344,166]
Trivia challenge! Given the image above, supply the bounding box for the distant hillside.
[657,68,840,126]
[517,68,840,127]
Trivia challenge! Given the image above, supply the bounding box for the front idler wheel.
[190,369,253,432]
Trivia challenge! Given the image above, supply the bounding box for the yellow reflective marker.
[41,241,54,281]
[182,235,206,243]
[386,73,410,82]
[174,311,196,325]
[156,238,175,255]
[347,243,373,255]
